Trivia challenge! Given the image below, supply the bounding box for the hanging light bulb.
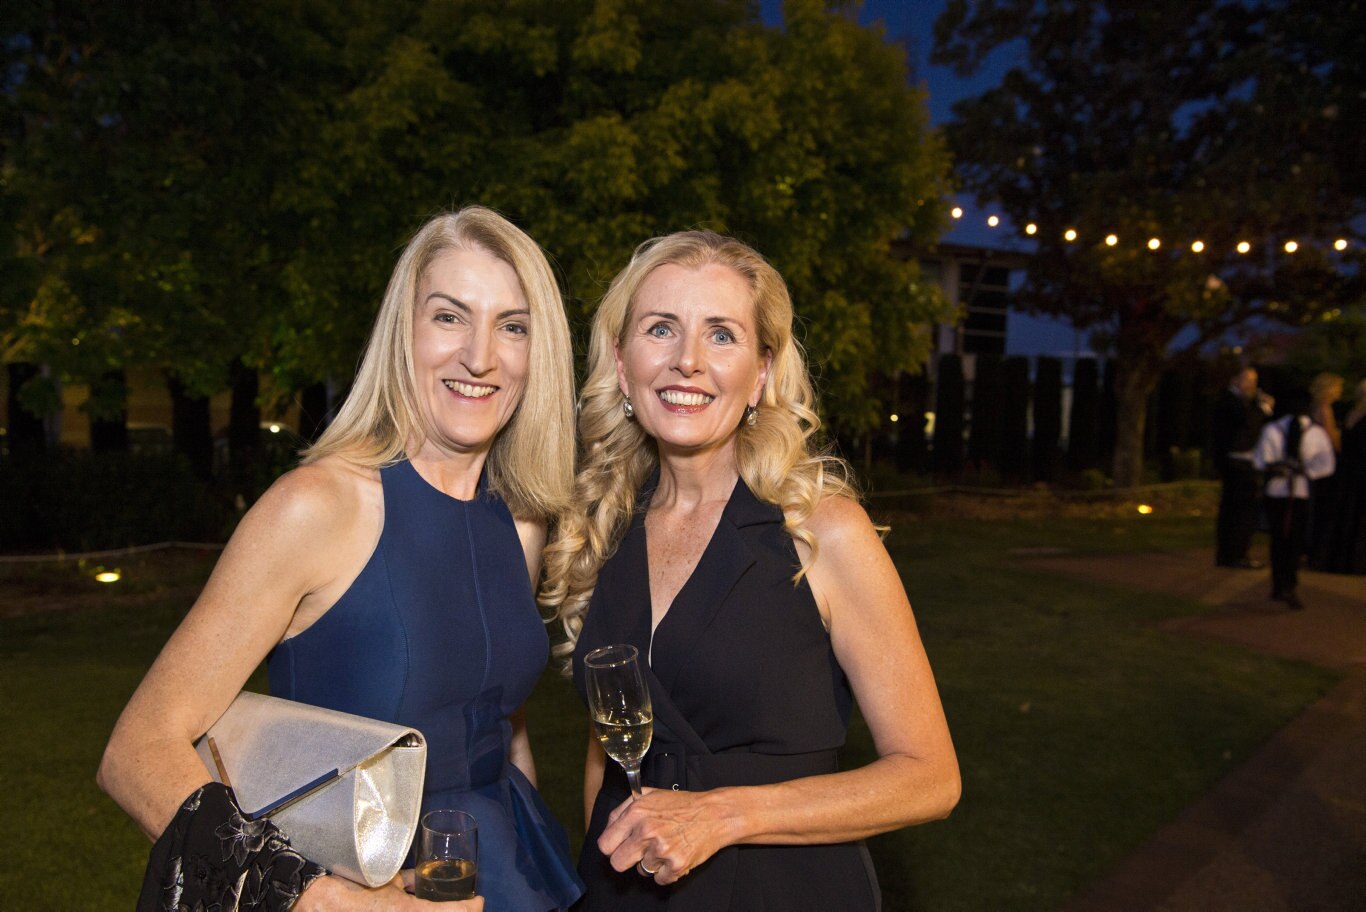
[1334,239,1348,251]
[1147,237,1161,250]
[1284,240,1298,253]
[1237,241,1252,254]
[951,206,963,219]
[1191,240,1205,253]
[1064,228,1078,242]
[1025,223,1038,235]
[1105,234,1118,246]
[987,214,1000,227]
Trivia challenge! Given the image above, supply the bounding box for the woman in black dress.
[542,231,959,910]
[1326,379,1366,573]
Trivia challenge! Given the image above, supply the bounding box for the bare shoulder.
[805,494,881,556]
[217,459,382,591]
[245,456,379,537]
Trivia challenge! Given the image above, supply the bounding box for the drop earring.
[745,405,758,427]
[623,397,635,419]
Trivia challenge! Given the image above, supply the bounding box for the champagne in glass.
[585,644,653,798]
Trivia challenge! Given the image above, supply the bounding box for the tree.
[934,0,1365,485]
[6,0,954,447]
[3,1,317,461]
[271,0,955,434]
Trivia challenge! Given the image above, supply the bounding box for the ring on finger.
[637,860,660,877]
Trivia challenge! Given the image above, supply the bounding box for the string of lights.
[947,206,1352,256]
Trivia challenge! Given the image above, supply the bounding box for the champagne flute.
[585,644,653,799]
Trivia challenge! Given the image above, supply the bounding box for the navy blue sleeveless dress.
[269,459,583,911]
[572,476,880,911]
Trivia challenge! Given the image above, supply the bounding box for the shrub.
[0,451,229,552]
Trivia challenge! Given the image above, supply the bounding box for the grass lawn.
[0,509,1336,911]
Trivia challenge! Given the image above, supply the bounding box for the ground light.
[94,569,122,583]
[1136,504,1154,515]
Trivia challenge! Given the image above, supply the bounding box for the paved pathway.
[1026,546,1366,912]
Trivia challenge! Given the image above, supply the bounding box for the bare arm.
[94,464,468,909]
[508,517,550,786]
[97,465,376,837]
[598,496,959,882]
[508,706,538,787]
[584,729,607,830]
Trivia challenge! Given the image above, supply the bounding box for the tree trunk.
[228,359,261,477]
[88,369,130,454]
[1111,356,1163,488]
[167,374,214,480]
[5,362,47,458]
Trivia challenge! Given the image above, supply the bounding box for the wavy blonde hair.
[540,230,854,658]
[303,207,575,520]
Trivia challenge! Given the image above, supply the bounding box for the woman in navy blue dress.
[542,231,959,909]
[100,207,583,911]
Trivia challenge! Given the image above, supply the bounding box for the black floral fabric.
[137,782,326,912]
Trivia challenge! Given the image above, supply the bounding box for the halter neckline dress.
[270,459,583,911]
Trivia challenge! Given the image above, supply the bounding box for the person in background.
[543,230,958,910]
[1253,392,1336,610]
[1325,378,1366,574]
[1307,372,1344,568]
[1212,366,1274,568]
[99,208,584,911]
[1309,372,1344,453]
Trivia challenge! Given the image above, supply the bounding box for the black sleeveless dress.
[572,476,881,911]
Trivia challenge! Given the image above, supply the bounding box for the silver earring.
[745,406,758,427]
[623,398,635,419]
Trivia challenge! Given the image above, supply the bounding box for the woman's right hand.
[295,873,484,910]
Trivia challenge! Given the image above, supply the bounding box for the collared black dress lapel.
[572,475,880,912]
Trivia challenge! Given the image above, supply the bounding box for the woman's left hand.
[597,787,734,886]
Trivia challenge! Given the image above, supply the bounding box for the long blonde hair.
[303,207,575,520]
[540,230,854,657]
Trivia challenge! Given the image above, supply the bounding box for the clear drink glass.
[416,809,478,902]
[585,643,654,799]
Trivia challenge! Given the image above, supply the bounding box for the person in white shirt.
[1252,401,1336,609]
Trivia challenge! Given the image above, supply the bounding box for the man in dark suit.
[1212,367,1273,567]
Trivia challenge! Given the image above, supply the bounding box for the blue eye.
[713,328,734,344]
[648,323,671,338]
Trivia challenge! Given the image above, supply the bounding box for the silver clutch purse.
[193,691,427,888]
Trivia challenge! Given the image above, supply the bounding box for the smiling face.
[410,245,531,460]
[614,262,770,460]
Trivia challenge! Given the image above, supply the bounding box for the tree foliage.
[4,0,954,440]
[934,0,1365,484]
